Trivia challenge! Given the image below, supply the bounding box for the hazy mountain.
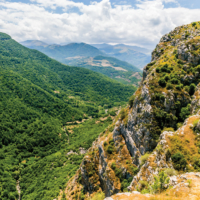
[92,43,152,54]
[91,43,152,69]
[21,40,142,85]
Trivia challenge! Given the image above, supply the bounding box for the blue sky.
[7,0,200,9]
[0,0,200,48]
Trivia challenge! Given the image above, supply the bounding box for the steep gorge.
[64,22,200,199]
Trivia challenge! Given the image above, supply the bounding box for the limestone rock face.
[191,83,200,114]
[129,131,174,190]
[65,22,200,199]
[114,85,154,167]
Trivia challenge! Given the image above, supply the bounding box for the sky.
[0,0,200,49]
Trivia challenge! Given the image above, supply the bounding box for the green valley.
[0,32,136,200]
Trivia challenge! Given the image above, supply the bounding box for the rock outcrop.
[63,21,200,199]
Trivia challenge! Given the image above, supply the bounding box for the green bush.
[195,65,200,73]
[156,68,160,73]
[164,168,177,176]
[171,152,187,170]
[109,111,116,116]
[164,75,170,81]
[151,171,170,194]
[91,192,105,200]
[129,95,135,107]
[180,104,190,121]
[192,22,197,27]
[158,78,166,87]
[139,153,150,166]
[176,84,183,90]
[104,141,108,147]
[106,145,114,154]
[121,177,133,192]
[111,162,116,170]
[171,78,179,84]
[109,138,114,145]
[120,108,126,120]
[176,122,183,129]
[166,83,173,90]
[184,85,190,93]
[161,66,168,72]
[163,127,174,132]
[189,83,196,95]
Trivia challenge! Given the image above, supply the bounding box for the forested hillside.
[0,32,136,200]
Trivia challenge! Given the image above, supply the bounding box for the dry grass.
[111,173,200,200]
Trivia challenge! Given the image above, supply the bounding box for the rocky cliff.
[63,21,200,199]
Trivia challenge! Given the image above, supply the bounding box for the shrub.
[109,138,114,145]
[173,49,177,55]
[147,61,156,67]
[192,22,197,27]
[180,104,190,121]
[184,85,190,93]
[163,64,168,68]
[151,171,170,194]
[166,83,173,90]
[163,127,174,132]
[121,177,133,192]
[103,141,108,147]
[109,111,116,116]
[161,66,168,72]
[140,153,150,166]
[120,108,126,120]
[171,78,179,84]
[111,162,116,170]
[91,192,105,200]
[189,83,196,95]
[164,168,177,176]
[164,75,170,81]
[171,152,187,170]
[176,122,183,129]
[106,145,114,154]
[175,84,182,90]
[158,78,166,87]
[129,95,135,107]
[193,119,199,128]
[156,68,160,73]
[195,65,200,73]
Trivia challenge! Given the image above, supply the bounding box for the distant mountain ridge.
[92,43,152,55]
[92,43,152,69]
[21,40,143,85]
[20,40,104,60]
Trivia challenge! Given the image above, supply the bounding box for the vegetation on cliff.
[65,21,200,199]
[0,32,137,200]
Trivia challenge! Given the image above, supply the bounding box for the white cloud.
[0,0,200,48]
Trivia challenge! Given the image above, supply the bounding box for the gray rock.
[79,147,87,155]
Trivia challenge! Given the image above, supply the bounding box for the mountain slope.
[75,55,142,86]
[0,32,137,200]
[21,41,142,85]
[20,41,105,63]
[92,43,152,69]
[65,21,200,199]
